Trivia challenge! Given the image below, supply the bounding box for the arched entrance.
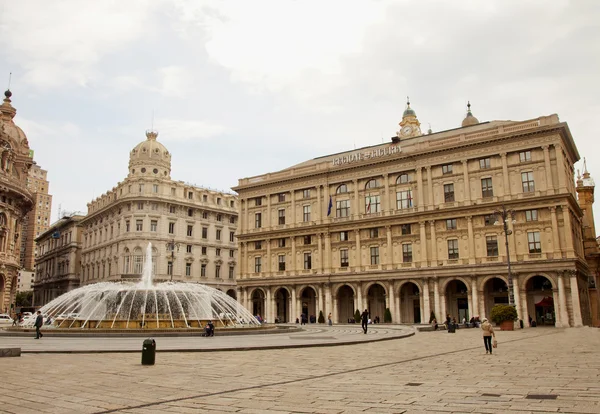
[482,277,508,318]
[251,289,265,319]
[226,289,236,299]
[300,287,317,322]
[526,275,555,326]
[399,282,421,323]
[336,285,354,323]
[367,283,386,322]
[274,288,289,323]
[445,280,469,322]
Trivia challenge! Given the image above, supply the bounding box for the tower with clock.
[396,97,422,139]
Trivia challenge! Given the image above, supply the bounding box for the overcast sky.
[1,0,599,230]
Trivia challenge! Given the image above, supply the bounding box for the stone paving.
[0,326,599,413]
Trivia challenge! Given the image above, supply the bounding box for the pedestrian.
[481,317,495,355]
[361,309,369,334]
[34,311,44,339]
[12,312,18,326]
[327,313,332,326]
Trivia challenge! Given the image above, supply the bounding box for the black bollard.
[141,338,156,365]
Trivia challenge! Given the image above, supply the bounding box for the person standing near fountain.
[34,311,44,339]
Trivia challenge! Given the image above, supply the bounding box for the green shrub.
[384,308,392,323]
[354,309,361,323]
[429,310,437,323]
[490,304,518,324]
[318,310,325,323]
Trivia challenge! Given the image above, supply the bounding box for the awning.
[535,296,554,307]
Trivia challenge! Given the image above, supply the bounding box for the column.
[561,206,575,257]
[266,287,272,323]
[422,279,431,323]
[383,173,390,214]
[569,271,583,327]
[317,233,323,273]
[507,212,517,257]
[317,185,322,223]
[353,179,359,217]
[318,285,324,318]
[478,290,485,319]
[426,166,434,209]
[395,294,402,323]
[416,167,424,212]
[550,207,561,256]
[520,288,529,328]
[291,237,296,272]
[462,160,470,204]
[501,152,510,196]
[266,239,271,275]
[555,144,567,192]
[355,229,362,269]
[542,145,554,193]
[467,290,473,322]
[552,288,563,327]
[244,288,249,313]
[470,277,479,317]
[467,216,475,264]
[388,281,396,323]
[240,200,246,232]
[429,221,437,266]
[291,195,296,224]
[291,286,297,321]
[324,232,331,272]
[324,184,330,220]
[236,287,243,313]
[242,242,248,278]
[386,225,393,268]
[512,274,522,323]
[325,284,332,320]
[266,194,271,228]
[440,294,447,321]
[333,296,338,323]
[433,278,441,321]
[419,221,428,266]
[357,282,364,312]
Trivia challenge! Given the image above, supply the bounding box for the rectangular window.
[216,229,221,240]
[217,197,221,205]
[139,184,144,193]
[519,151,532,162]
[215,266,221,278]
[203,194,208,202]
[444,184,455,202]
[278,209,286,225]
[278,238,286,248]
[521,172,535,192]
[369,228,379,238]
[137,202,144,210]
[481,178,494,198]
[365,195,381,213]
[201,246,207,255]
[229,216,235,224]
[216,248,221,256]
[447,239,459,259]
[525,209,538,222]
[528,231,542,253]
[170,187,176,196]
[255,257,262,273]
[150,220,157,232]
[167,261,173,276]
[150,202,158,211]
[187,225,193,237]
[229,266,234,279]
[186,244,192,253]
[278,193,285,202]
[303,189,311,198]
[217,214,222,222]
[340,231,349,241]
[188,191,193,200]
[304,252,312,270]
[255,213,262,228]
[402,244,412,263]
[255,197,262,206]
[401,224,411,235]
[278,255,286,271]
[446,219,457,230]
[201,264,206,277]
[202,227,208,239]
[340,249,349,267]
[188,208,193,217]
[185,263,191,276]
[255,241,262,249]
[486,236,498,257]
[370,247,380,265]
[230,200,234,208]
[396,190,413,209]
[230,231,235,242]
[169,205,176,214]
[303,205,311,222]
[442,164,453,174]
[479,158,491,169]
[336,200,350,217]
[304,235,312,245]
[153,184,159,193]
[168,222,175,234]
[229,250,234,258]
[136,220,143,231]
[484,214,495,226]
[201,211,208,219]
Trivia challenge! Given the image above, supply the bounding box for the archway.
[367,283,386,322]
[482,277,508,318]
[336,285,354,323]
[274,288,289,323]
[399,282,421,323]
[300,287,317,322]
[526,275,555,326]
[445,280,469,322]
[226,289,236,299]
[251,289,265,319]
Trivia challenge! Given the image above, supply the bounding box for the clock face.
[401,125,413,136]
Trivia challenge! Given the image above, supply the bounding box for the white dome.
[128,130,171,179]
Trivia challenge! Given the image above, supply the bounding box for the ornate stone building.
[69,131,238,306]
[233,101,593,327]
[32,214,85,305]
[0,89,34,313]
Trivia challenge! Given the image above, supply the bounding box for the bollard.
[141,338,156,365]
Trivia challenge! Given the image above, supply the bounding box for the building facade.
[0,90,34,313]
[20,162,52,274]
[233,103,593,327]
[68,131,238,306]
[32,214,85,305]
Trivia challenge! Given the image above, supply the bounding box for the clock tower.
[396,97,422,139]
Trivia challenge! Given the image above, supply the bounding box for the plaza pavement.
[0,325,599,413]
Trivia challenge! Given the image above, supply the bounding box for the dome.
[461,101,479,127]
[403,99,416,117]
[0,89,30,155]
[128,130,171,179]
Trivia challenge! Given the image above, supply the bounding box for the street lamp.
[165,239,180,282]
[494,205,516,307]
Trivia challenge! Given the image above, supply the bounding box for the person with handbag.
[481,318,495,354]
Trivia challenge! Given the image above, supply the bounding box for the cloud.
[154,118,230,142]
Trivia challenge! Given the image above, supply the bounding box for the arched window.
[336,184,348,194]
[133,247,143,274]
[396,173,410,184]
[123,248,131,274]
[365,179,380,189]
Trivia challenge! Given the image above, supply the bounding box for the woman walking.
[481,318,495,354]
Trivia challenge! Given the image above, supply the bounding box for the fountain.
[22,243,259,329]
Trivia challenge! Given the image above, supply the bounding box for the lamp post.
[494,205,516,307]
[165,239,180,282]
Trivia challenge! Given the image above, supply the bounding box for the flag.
[366,195,371,213]
[327,195,333,216]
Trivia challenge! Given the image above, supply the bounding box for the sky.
[1,0,599,229]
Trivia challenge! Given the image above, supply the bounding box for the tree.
[384,308,392,323]
[354,309,361,323]
[16,291,33,307]
[490,304,518,324]
[318,310,325,323]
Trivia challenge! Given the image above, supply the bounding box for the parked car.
[0,314,14,326]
